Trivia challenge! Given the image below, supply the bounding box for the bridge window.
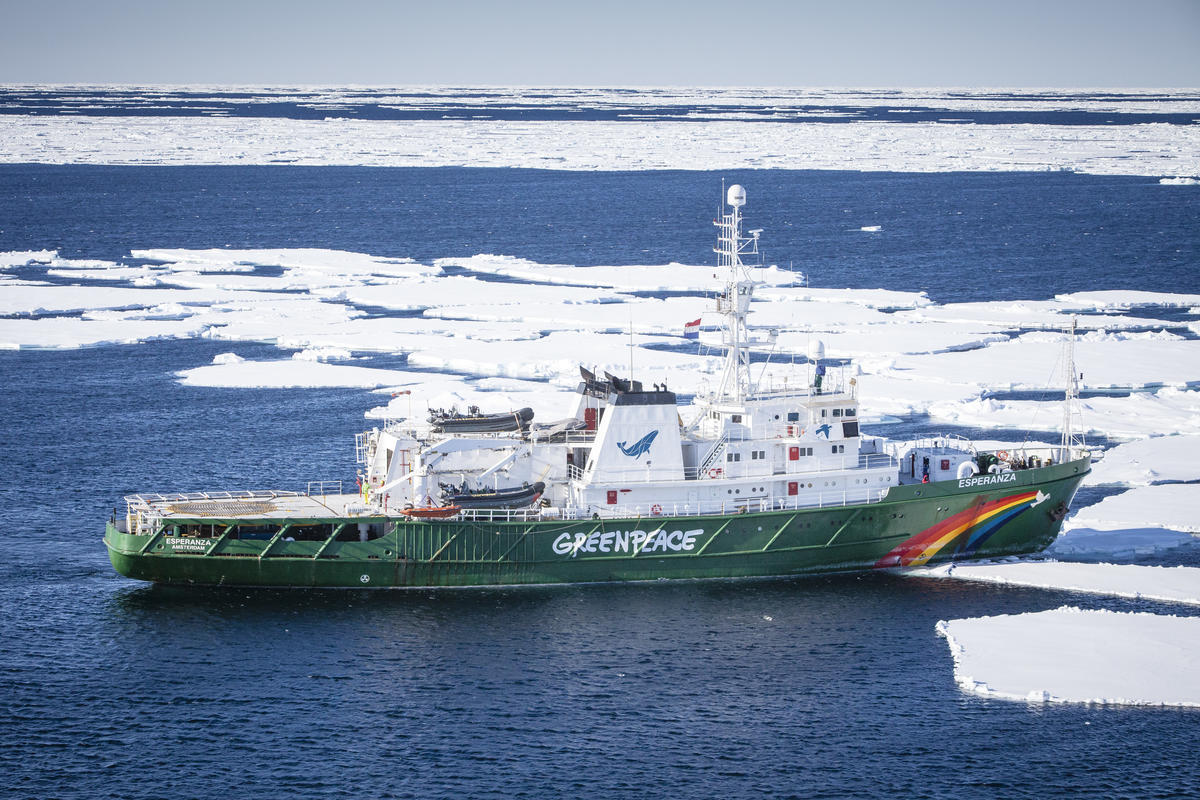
[787,412,799,422]
[833,409,842,417]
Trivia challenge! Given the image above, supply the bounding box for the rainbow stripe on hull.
[874,489,1048,568]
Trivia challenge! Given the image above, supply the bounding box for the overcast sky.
[2,0,1198,87]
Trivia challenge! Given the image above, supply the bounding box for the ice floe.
[175,357,431,389]
[0,316,210,350]
[0,250,57,268]
[1085,434,1200,486]
[319,275,626,312]
[916,561,1200,606]
[924,388,1200,440]
[889,330,1199,392]
[444,255,802,292]
[0,285,250,316]
[2,248,1195,449]
[1047,527,1197,561]
[895,300,1177,330]
[3,116,1198,176]
[937,607,1200,706]
[1066,484,1200,533]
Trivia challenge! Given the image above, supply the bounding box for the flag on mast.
[683,319,701,339]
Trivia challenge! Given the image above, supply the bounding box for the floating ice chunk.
[292,346,353,362]
[407,330,721,384]
[896,300,1176,330]
[175,359,430,389]
[889,330,1198,392]
[426,295,709,335]
[441,255,802,292]
[926,388,1200,440]
[0,285,247,316]
[1054,289,1200,310]
[748,301,899,329]
[755,286,931,309]
[0,250,56,268]
[133,247,432,276]
[212,352,244,365]
[860,225,882,232]
[327,275,626,312]
[1047,526,1197,560]
[1159,177,1200,186]
[48,265,169,284]
[774,323,1008,358]
[1086,434,1200,486]
[917,561,1200,606]
[222,315,542,357]
[1068,484,1200,533]
[0,317,209,350]
[852,373,984,418]
[937,607,1200,706]
[83,302,198,321]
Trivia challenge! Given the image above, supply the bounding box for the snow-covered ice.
[3,115,1198,176]
[915,561,1200,606]
[444,255,802,292]
[925,388,1200,440]
[883,330,1199,392]
[1085,434,1200,486]
[1066,484,1200,534]
[1047,527,1197,560]
[937,607,1200,706]
[175,357,432,389]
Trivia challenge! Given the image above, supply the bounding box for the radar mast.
[712,184,765,403]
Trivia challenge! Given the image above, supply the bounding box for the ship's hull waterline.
[105,459,1086,588]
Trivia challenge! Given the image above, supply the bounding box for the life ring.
[651,504,663,516]
[997,450,1009,461]
[708,468,722,479]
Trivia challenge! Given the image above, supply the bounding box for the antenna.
[1060,316,1086,462]
[628,310,635,384]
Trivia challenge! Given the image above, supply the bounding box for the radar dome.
[808,340,825,360]
[727,184,746,208]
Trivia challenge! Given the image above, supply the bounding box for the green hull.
[105,459,1087,588]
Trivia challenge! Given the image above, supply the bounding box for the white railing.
[447,487,890,524]
[306,480,344,496]
[570,489,887,520]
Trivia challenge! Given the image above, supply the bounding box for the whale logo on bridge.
[617,430,658,459]
[815,424,832,438]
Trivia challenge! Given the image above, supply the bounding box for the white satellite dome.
[727,184,746,208]
[808,339,825,360]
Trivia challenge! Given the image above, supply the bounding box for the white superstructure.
[356,186,985,520]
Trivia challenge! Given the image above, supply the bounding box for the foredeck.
[124,490,372,522]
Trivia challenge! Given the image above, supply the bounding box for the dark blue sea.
[2,164,1200,799]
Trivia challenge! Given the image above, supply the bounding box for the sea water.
[2,163,1199,799]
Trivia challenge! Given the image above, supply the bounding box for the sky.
[1,0,1198,87]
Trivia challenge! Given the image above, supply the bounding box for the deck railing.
[454,486,889,524]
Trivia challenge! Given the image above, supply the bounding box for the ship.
[104,185,1090,588]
